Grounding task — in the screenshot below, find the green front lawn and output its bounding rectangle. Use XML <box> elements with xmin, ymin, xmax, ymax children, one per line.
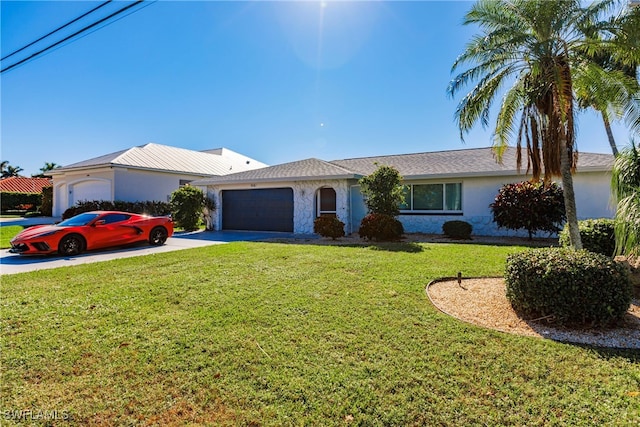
<box><xmin>0</xmin><ymin>225</ymin><xmax>22</xmax><ymax>249</ymax></box>
<box><xmin>1</xmin><ymin>242</ymin><xmax>638</xmax><ymax>425</ymax></box>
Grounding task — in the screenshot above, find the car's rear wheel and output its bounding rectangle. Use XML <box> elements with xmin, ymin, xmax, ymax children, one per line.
<box><xmin>58</xmin><ymin>234</ymin><xmax>85</xmax><ymax>256</ymax></box>
<box><xmin>149</xmin><ymin>226</ymin><xmax>168</xmax><ymax>246</ymax></box>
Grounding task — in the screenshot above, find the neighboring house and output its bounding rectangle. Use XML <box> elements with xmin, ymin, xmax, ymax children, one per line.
<box><xmin>191</xmin><ymin>147</ymin><xmax>615</xmax><ymax>237</ymax></box>
<box><xmin>0</xmin><ymin>176</ymin><xmax>52</xmax><ymax>212</ymax></box>
<box><xmin>0</xmin><ymin>176</ymin><xmax>52</xmax><ymax>194</ymax></box>
<box><xmin>50</xmin><ymin>143</ymin><xmax>267</xmax><ymax>216</ymax></box>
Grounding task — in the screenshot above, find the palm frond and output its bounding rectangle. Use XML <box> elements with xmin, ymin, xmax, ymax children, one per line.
<box><xmin>614</xmin><ymin>192</ymin><xmax>640</xmax><ymax>256</ymax></box>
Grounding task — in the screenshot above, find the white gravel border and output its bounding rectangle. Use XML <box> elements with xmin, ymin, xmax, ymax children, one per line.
<box><xmin>427</xmin><ymin>277</ymin><xmax>640</xmax><ymax>349</ymax></box>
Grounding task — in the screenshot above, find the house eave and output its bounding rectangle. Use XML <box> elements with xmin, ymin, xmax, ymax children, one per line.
<box><xmin>193</xmin><ymin>174</ymin><xmax>361</xmax><ymax>187</ymax></box>
<box><xmin>50</xmin><ymin>163</ymin><xmax>217</xmax><ymax>178</ymax></box>
<box><xmin>401</xmin><ymin>166</ymin><xmax>611</xmax><ymax>181</ymax></box>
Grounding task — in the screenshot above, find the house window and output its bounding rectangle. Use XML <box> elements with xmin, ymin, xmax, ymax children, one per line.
<box><xmin>317</xmin><ymin>187</ymin><xmax>337</xmax><ymax>217</ymax></box>
<box><xmin>400</xmin><ymin>183</ymin><xmax>462</xmax><ymax>212</ymax></box>
<box><xmin>179</xmin><ymin>179</ymin><xmax>192</xmax><ymax>187</ymax></box>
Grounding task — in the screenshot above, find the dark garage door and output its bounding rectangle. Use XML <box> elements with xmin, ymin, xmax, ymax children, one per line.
<box><xmin>222</xmin><ymin>188</ymin><xmax>294</xmax><ymax>232</ymax></box>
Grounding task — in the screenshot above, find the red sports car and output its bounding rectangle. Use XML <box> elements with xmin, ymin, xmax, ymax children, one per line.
<box><xmin>9</xmin><ymin>211</ymin><xmax>174</xmax><ymax>256</ymax></box>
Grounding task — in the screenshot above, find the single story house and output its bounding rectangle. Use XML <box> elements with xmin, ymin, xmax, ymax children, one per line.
<box><xmin>50</xmin><ymin>143</ymin><xmax>267</xmax><ymax>216</ymax></box>
<box><xmin>191</xmin><ymin>147</ymin><xmax>615</xmax><ymax>237</ymax></box>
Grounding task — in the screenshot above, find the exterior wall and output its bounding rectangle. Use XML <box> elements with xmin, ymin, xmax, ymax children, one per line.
<box><xmin>572</xmin><ymin>171</ymin><xmax>615</xmax><ymax>219</ymax></box>
<box><xmin>113</xmin><ymin>169</ymin><xmax>208</xmax><ymax>203</ymax></box>
<box><xmin>202</xmin><ymin>179</ymin><xmax>350</xmax><ymax>234</ymax></box>
<box><xmin>396</xmin><ymin>172</ymin><xmax>614</xmax><ymax>237</ymax></box>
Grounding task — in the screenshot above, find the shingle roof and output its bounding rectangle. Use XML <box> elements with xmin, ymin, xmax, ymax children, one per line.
<box><xmin>192</xmin><ymin>158</ymin><xmax>358</xmax><ymax>185</ymax></box>
<box><xmin>330</xmin><ymin>147</ymin><xmax>614</xmax><ymax>178</ymax></box>
<box><xmin>52</xmin><ymin>143</ymin><xmax>266</xmax><ymax>176</ymax></box>
<box><xmin>0</xmin><ymin>177</ymin><xmax>52</xmax><ymax>193</ymax></box>
<box><xmin>192</xmin><ymin>147</ymin><xmax>613</xmax><ymax>186</ymax></box>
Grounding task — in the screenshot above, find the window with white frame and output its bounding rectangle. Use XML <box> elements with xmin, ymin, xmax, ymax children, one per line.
<box><xmin>399</xmin><ymin>183</ymin><xmax>462</xmax><ymax>212</ymax></box>
<box><xmin>317</xmin><ymin>187</ymin><xmax>337</xmax><ymax>217</ymax></box>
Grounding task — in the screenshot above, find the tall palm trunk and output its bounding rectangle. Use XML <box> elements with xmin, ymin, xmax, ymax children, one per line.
<box><xmin>601</xmin><ymin>112</ymin><xmax>619</xmax><ymax>156</ymax></box>
<box><xmin>560</xmin><ymin>141</ymin><xmax>583</xmax><ymax>249</ymax></box>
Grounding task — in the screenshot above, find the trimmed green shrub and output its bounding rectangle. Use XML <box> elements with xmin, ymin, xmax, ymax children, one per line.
<box><xmin>0</xmin><ymin>192</ymin><xmax>42</xmax><ymax>212</ymax></box>
<box><xmin>39</xmin><ymin>186</ymin><xmax>53</xmax><ymax>216</ymax></box>
<box><xmin>314</xmin><ymin>216</ymin><xmax>345</xmax><ymax>240</ymax></box>
<box><xmin>490</xmin><ymin>181</ymin><xmax>565</xmax><ymax>239</ymax></box>
<box><xmin>358</xmin><ymin>213</ymin><xmax>404</xmax><ymax>241</ymax></box>
<box><xmin>62</xmin><ymin>200</ymin><xmax>171</xmax><ymax>220</ymax></box>
<box><xmin>442</xmin><ymin>220</ymin><xmax>472</xmax><ymax>239</ymax></box>
<box><xmin>505</xmin><ymin>248</ymin><xmax>632</xmax><ymax>326</ymax></box>
<box><xmin>559</xmin><ymin>219</ymin><xmax>615</xmax><ymax>256</ymax></box>
<box><xmin>170</xmin><ymin>185</ymin><xmax>206</xmax><ymax>231</ymax></box>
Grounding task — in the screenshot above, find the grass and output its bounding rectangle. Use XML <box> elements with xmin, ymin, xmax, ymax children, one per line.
<box><xmin>0</xmin><ymin>225</ymin><xmax>22</xmax><ymax>249</ymax></box>
<box><xmin>1</xmin><ymin>242</ymin><xmax>639</xmax><ymax>425</ymax></box>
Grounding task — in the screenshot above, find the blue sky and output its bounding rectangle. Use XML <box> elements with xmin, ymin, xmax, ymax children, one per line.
<box><xmin>1</xmin><ymin>0</ymin><xmax>631</xmax><ymax>176</ymax></box>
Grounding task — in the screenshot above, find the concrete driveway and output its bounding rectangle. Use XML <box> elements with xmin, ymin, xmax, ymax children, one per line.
<box><xmin>1</xmin><ymin>218</ymin><xmax>315</xmax><ymax>275</ymax></box>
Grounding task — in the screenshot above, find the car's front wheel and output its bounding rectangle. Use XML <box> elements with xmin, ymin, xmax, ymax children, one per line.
<box><xmin>149</xmin><ymin>226</ymin><xmax>168</xmax><ymax>246</ymax></box>
<box><xmin>58</xmin><ymin>234</ymin><xmax>85</xmax><ymax>256</ymax></box>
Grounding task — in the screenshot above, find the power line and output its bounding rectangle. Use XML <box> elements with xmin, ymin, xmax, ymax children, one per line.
<box><xmin>1</xmin><ymin>1</ymin><xmax>113</xmax><ymax>62</ymax></box>
<box><xmin>1</xmin><ymin>0</ymin><xmax>145</xmax><ymax>74</ymax></box>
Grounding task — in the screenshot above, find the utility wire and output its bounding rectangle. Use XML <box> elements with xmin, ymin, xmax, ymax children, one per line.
<box><xmin>1</xmin><ymin>0</ymin><xmax>144</xmax><ymax>74</ymax></box>
<box><xmin>1</xmin><ymin>0</ymin><xmax>113</xmax><ymax>62</ymax></box>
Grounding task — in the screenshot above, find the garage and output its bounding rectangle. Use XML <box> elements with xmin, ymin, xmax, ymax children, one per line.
<box><xmin>71</xmin><ymin>179</ymin><xmax>112</xmax><ymax>205</ymax></box>
<box><xmin>222</xmin><ymin>188</ymin><xmax>294</xmax><ymax>232</ymax></box>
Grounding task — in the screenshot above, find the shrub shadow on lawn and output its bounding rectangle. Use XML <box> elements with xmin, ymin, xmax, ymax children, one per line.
<box><xmin>346</xmin><ymin>241</ymin><xmax>424</xmax><ymax>253</ymax></box>
<box><xmin>261</xmin><ymin>233</ymin><xmax>559</xmax><ymax>252</ymax></box>
<box><xmin>583</xmin><ymin>345</ymin><xmax>640</xmax><ymax>363</ymax></box>
<box><xmin>262</xmin><ymin>237</ymin><xmax>425</xmax><ymax>253</ymax></box>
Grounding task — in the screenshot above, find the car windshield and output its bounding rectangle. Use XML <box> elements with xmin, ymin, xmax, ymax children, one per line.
<box><xmin>57</xmin><ymin>213</ymin><xmax>101</xmax><ymax>227</ymax></box>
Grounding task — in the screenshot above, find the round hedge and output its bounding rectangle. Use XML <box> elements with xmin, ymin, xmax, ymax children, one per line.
<box><xmin>358</xmin><ymin>213</ymin><xmax>404</xmax><ymax>241</ymax></box>
<box><xmin>442</xmin><ymin>220</ymin><xmax>472</xmax><ymax>239</ymax></box>
<box><xmin>505</xmin><ymin>248</ymin><xmax>632</xmax><ymax>326</ymax></box>
<box><xmin>313</xmin><ymin>216</ymin><xmax>345</xmax><ymax>240</ymax></box>
<box><xmin>558</xmin><ymin>218</ymin><xmax>615</xmax><ymax>256</ymax></box>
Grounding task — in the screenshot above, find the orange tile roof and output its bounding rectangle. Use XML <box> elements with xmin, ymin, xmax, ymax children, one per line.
<box><xmin>0</xmin><ymin>176</ymin><xmax>52</xmax><ymax>193</ymax></box>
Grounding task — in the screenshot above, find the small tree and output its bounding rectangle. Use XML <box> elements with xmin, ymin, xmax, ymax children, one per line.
<box><xmin>359</xmin><ymin>164</ymin><xmax>404</xmax><ymax>216</ymax></box>
<box><xmin>358</xmin><ymin>165</ymin><xmax>405</xmax><ymax>240</ymax></box>
<box><xmin>490</xmin><ymin>181</ymin><xmax>566</xmax><ymax>240</ymax></box>
<box><xmin>170</xmin><ymin>185</ymin><xmax>206</xmax><ymax>231</ymax></box>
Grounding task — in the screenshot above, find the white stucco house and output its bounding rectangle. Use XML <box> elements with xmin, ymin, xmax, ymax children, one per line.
<box><xmin>50</xmin><ymin>143</ymin><xmax>267</xmax><ymax>217</ymax></box>
<box><xmin>191</xmin><ymin>147</ymin><xmax>615</xmax><ymax>237</ymax></box>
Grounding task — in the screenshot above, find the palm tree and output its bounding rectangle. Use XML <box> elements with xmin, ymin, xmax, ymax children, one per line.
<box><xmin>575</xmin><ymin>54</ymin><xmax>639</xmax><ymax>156</ymax></box>
<box><xmin>1</xmin><ymin>164</ymin><xmax>23</xmax><ymax>178</ymax></box>
<box><xmin>33</xmin><ymin>162</ymin><xmax>60</xmax><ymax>178</ymax></box>
<box><xmin>575</xmin><ymin>5</ymin><xmax>640</xmax><ymax>155</ymax></box>
<box><xmin>447</xmin><ymin>0</ymin><xmax>639</xmax><ymax>249</ymax></box>
<box><xmin>611</xmin><ymin>140</ymin><xmax>640</xmax><ymax>255</ymax></box>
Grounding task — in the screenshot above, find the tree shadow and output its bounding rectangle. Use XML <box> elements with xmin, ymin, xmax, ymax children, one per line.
<box><xmin>575</xmin><ymin>344</ymin><xmax>640</xmax><ymax>363</ymax></box>
<box><xmin>263</xmin><ymin>237</ymin><xmax>425</xmax><ymax>253</ymax></box>
<box><xmin>345</xmin><ymin>241</ymin><xmax>425</xmax><ymax>253</ymax></box>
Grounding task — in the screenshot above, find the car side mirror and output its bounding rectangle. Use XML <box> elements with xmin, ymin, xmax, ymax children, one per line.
<box><xmin>94</xmin><ymin>220</ymin><xmax>106</xmax><ymax>226</ymax></box>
